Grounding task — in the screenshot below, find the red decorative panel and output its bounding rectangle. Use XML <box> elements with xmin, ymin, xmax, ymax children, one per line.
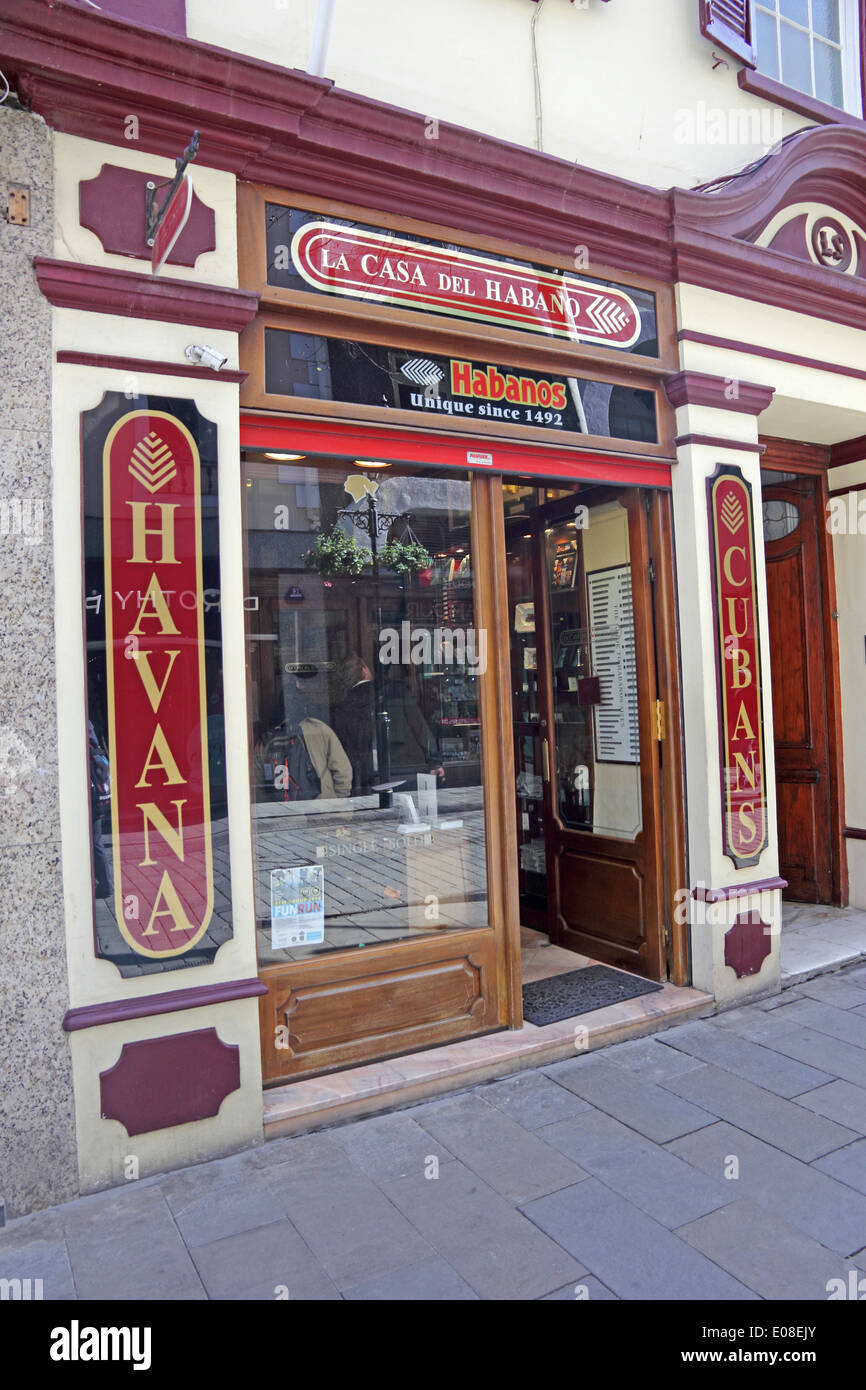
<box><xmin>80</xmin><ymin>164</ymin><xmax>215</xmax><ymax>268</ymax></box>
<box><xmin>724</xmin><ymin>912</ymin><xmax>772</xmax><ymax>979</ymax></box>
<box><xmin>99</xmin><ymin>1028</ymin><xmax>240</xmax><ymax>1136</ymax></box>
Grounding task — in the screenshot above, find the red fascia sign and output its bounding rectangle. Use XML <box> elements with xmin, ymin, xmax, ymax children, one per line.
<box><xmin>151</xmin><ymin>172</ymin><xmax>193</xmax><ymax>275</ymax></box>
<box><xmin>708</xmin><ymin>464</ymin><xmax>768</xmax><ymax>869</ymax></box>
<box><xmin>291</xmin><ymin>221</ymin><xmax>641</xmax><ymax>349</ymax></box>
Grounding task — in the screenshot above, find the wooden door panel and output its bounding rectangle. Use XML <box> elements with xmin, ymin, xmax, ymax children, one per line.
<box><xmin>259</xmin><ymin>928</ymin><xmax>499</xmax><ymax>1082</ymax></box>
<box><xmin>763</xmin><ymin>476</ymin><xmax>832</xmax><ymax>903</ymax></box>
<box><xmin>554</xmin><ymin>848</ymin><xmax>646</xmax><ymax>964</ymax></box>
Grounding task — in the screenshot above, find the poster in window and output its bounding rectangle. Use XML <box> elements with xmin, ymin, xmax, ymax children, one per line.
<box><xmin>587</xmin><ymin>564</ymin><xmax>640</xmax><ymax>764</ymax></box>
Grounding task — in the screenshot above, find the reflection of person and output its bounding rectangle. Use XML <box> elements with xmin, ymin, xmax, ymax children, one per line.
<box><xmin>255</xmin><ymin>673</ymin><xmax>352</xmax><ymax>800</ymax></box>
<box><xmin>382</xmin><ymin>666</ymin><xmax>445</xmax><ymax>785</ymax></box>
<box><xmin>333</xmin><ymin>654</ymin><xmax>376</xmax><ymax>794</ymax></box>
<box><xmin>88</xmin><ymin>720</ymin><xmax>112</xmax><ymax>899</ymax></box>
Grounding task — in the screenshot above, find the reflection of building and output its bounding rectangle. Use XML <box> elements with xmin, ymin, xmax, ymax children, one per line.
<box><xmin>3</xmin><ymin>0</ymin><xmax>866</xmax><ymax>1218</ymax></box>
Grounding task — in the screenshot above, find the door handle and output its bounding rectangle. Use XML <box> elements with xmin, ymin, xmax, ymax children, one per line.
<box><xmin>542</xmin><ymin>738</ymin><xmax>550</xmax><ymax>784</ymax></box>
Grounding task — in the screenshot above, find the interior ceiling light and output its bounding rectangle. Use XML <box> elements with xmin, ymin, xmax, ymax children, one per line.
<box><xmin>264</xmin><ymin>452</ymin><xmax>306</xmax><ymax>461</ymax></box>
<box><xmin>353</xmin><ymin>459</ymin><xmax>391</xmax><ymax>469</ymax></box>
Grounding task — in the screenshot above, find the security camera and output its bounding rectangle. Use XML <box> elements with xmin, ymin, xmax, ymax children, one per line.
<box><xmin>185</xmin><ymin>343</ymin><xmax>228</xmax><ymax>371</ymax></box>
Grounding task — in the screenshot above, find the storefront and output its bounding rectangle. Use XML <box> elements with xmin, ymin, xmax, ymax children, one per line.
<box><xmin>5</xmin><ymin>0</ymin><xmax>866</xmax><ymax>1215</ymax></box>
<box><xmin>227</xmin><ymin>187</ymin><xmax>690</xmax><ymax>1081</ymax></box>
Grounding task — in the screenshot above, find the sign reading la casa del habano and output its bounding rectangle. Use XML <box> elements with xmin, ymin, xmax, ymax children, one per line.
<box><xmin>266</xmin><ymin>208</ymin><xmax>658</xmax><ymax>353</ymax></box>
<box><xmin>708</xmin><ymin>465</ymin><xmax>769</xmax><ymax>870</ymax></box>
<box><xmin>83</xmin><ymin>395</ymin><xmax>230</xmax><ymax>969</ymax></box>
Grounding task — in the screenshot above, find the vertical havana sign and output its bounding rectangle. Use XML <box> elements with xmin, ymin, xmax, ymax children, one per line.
<box><xmin>84</xmin><ymin>395</ymin><xmax>229</xmax><ymax>966</ymax></box>
<box><xmin>708</xmin><ymin>465</ymin><xmax>769</xmax><ymax>869</ymax></box>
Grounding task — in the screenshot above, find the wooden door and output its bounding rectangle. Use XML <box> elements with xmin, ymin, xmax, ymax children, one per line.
<box><xmin>763</xmin><ymin>475</ymin><xmax>833</xmax><ymax>903</ymax></box>
<box><xmin>533</xmin><ymin>489</ymin><xmax>666</xmax><ymax>980</ymax></box>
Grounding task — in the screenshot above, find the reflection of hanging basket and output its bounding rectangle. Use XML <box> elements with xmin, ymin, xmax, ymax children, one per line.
<box><xmin>303</xmin><ymin>526</ymin><xmax>372</xmax><ymax>576</ymax></box>
<box><xmin>377</xmin><ymin>538</ymin><xmax>433</xmax><ymax>574</ymax></box>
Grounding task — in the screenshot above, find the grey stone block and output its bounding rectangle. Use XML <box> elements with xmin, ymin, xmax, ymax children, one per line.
<box><xmin>812</xmin><ymin>1139</ymin><xmax>866</xmax><ymax>1195</ymax></box>
<box><xmin>779</xmin><ymin>999</ymin><xmax>866</xmax><ymax>1051</ymax></box>
<box><xmin>0</xmin><ymin>1233</ymin><xmax>76</xmax><ymax>1300</ymax></box>
<box><xmin>62</xmin><ymin>1187</ymin><xmax>206</xmax><ymax>1301</ymax></box>
<box><xmin>656</xmin><ymin>1019</ymin><xmax>832</xmax><ymax>1097</ymax></box>
<box><xmin>481</xmin><ymin>1071</ymin><xmax>593</xmax><ymax>1129</ymax></box>
<box><xmin>668</xmin><ymin>1121</ymin><xmax>866</xmax><ymax>1255</ymax></box>
<box><xmin>661</xmin><ymin>1063</ymin><xmax>858</xmax><ymax>1160</ymax></box>
<box><xmin>797</xmin><ymin>976</ymin><xmax>866</xmax><ymax>1010</ymax></box>
<box><xmin>190</xmin><ymin>1219</ymin><xmax>341</xmax><ymax>1301</ymax></box>
<box><xmin>677</xmin><ymin>1198</ymin><xmax>863</xmax><ymax>1301</ymax></box>
<box><xmin>413</xmin><ymin>1092</ymin><xmax>588</xmax><ymax>1203</ymax></box>
<box><xmin>522</xmin><ymin>1178</ymin><xmax>757</xmax><ymax>1301</ymax></box>
<box><xmin>384</xmin><ymin>1160</ymin><xmax>586</xmax><ymax>1300</ymax></box>
<box><xmin>332</xmin><ymin>1110</ymin><xmax>453</xmax><ymax>1182</ymax></box>
<box><xmin>539</xmin><ymin>1108</ymin><xmax>734</xmax><ymax>1228</ymax></box>
<box><xmin>262</xmin><ymin>1141</ymin><xmax>433</xmax><ymax>1291</ymax></box>
<box><xmin>543</xmin><ymin>1054</ymin><xmax>715</xmax><ymax>1143</ymax></box>
<box><xmin>723</xmin><ymin>1019</ymin><xmax>866</xmax><ymax>1089</ymax></box>
<box><xmin>796</xmin><ymin>1080</ymin><xmax>866</xmax><ymax>1136</ymax></box>
<box><xmin>542</xmin><ymin>1275</ymin><xmax>618</xmax><ymax>1300</ymax></box>
<box><xmin>604</xmin><ymin>1034</ymin><xmax>706</xmax><ymax>1084</ymax></box>
<box><xmin>344</xmin><ymin>1256</ymin><xmax>478</xmax><ymax>1301</ymax></box>
<box><xmin>161</xmin><ymin>1171</ymin><xmax>286</xmax><ymax>1249</ymax></box>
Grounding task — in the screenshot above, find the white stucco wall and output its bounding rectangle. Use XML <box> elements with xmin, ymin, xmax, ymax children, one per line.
<box><xmin>186</xmin><ymin>0</ymin><xmax>807</xmax><ymax>189</ymax></box>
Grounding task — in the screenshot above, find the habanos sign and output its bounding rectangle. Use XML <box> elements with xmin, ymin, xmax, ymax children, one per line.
<box><xmin>103</xmin><ymin>410</ymin><xmax>214</xmax><ymax>956</ymax></box>
<box><xmin>290</xmin><ymin>221</ymin><xmax>642</xmax><ymax>349</ymax></box>
<box><xmin>708</xmin><ymin>465</ymin><xmax>768</xmax><ymax>869</ymax></box>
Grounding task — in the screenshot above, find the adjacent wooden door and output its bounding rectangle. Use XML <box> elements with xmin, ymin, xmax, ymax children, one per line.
<box><xmin>532</xmin><ymin>489</ymin><xmax>666</xmax><ymax>979</ymax></box>
<box><xmin>763</xmin><ymin>475</ymin><xmax>833</xmax><ymax>903</ymax></box>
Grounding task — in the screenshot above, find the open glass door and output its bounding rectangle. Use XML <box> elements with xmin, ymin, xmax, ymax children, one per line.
<box><xmin>531</xmin><ymin>488</ymin><xmax>666</xmax><ymax>979</ymax></box>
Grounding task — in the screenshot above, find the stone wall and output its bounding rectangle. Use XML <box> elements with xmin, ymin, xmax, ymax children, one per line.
<box><xmin>0</xmin><ymin>102</ymin><xmax>78</xmax><ymax>1217</ymax></box>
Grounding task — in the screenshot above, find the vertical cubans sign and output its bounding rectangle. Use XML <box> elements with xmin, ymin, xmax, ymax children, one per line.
<box><xmin>85</xmin><ymin>395</ymin><xmax>228</xmax><ymax>964</ymax></box>
<box><xmin>708</xmin><ymin>465</ymin><xmax>768</xmax><ymax>869</ymax></box>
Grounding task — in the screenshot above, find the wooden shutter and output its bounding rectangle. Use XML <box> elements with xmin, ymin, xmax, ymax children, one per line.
<box><xmin>699</xmin><ymin>1</ymin><xmax>757</xmax><ymax>66</ymax></box>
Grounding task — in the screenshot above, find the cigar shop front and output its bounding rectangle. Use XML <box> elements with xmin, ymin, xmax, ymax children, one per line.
<box><xmin>233</xmin><ymin>187</ymin><xmax>690</xmax><ymax>1086</ymax></box>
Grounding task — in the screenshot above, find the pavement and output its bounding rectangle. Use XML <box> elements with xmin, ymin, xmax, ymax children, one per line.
<box><xmin>4</xmin><ymin>961</ymin><xmax>866</xmax><ymax>1301</ymax></box>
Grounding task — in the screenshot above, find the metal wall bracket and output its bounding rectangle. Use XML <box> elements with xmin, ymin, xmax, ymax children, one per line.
<box><xmin>144</xmin><ymin>130</ymin><xmax>199</xmax><ymax>248</ymax></box>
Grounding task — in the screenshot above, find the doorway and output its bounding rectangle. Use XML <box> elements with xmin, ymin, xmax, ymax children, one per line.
<box><xmin>504</xmin><ymin>481</ymin><xmax>669</xmax><ymax>981</ymax></box>
<box><xmin>761</xmin><ymin>467</ymin><xmax>839</xmax><ymax>903</ymax></box>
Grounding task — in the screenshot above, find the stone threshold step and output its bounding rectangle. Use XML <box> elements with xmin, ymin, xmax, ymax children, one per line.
<box><xmin>263</xmin><ymin>981</ymin><xmax>713</xmax><ymax>1140</ymax></box>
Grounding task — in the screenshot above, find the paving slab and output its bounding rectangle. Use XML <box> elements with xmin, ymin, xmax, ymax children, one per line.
<box><xmin>795</xmin><ymin>1080</ymin><xmax>866</xmax><ymax>1135</ymax></box>
<box><xmin>343</xmin><ymin>1256</ymin><xmax>478</xmax><ymax>1301</ymax></box>
<box><xmin>721</xmin><ymin>1019</ymin><xmax>866</xmax><ymax>1089</ymax></box>
<box><xmin>0</xmin><ymin>1233</ymin><xmax>76</xmax><ymax>1300</ymax></box>
<box><xmin>262</xmin><ymin>1140</ymin><xmax>434</xmax><ymax>1291</ymax></box>
<box><xmin>661</xmin><ymin>1062</ymin><xmax>859</xmax><ymax>1160</ymax></box>
<box><xmin>331</xmin><ymin>1110</ymin><xmax>453</xmax><ymax>1182</ymax></box>
<box><xmin>410</xmin><ymin>1092</ymin><xmax>588</xmax><ymax>1203</ymax></box>
<box><xmin>543</xmin><ymin>1275</ymin><xmax>618</xmax><ymax>1300</ymax></box>
<box><xmin>542</xmin><ymin>1053</ymin><xmax>715</xmax><ymax>1143</ymax></box>
<box><xmin>538</xmin><ymin>1108</ymin><xmax>734</xmax><ymax>1228</ymax></box>
<box><xmin>189</xmin><ymin>1219</ymin><xmax>341</xmax><ymax>1300</ymax></box>
<box><xmin>62</xmin><ymin>1186</ymin><xmax>206</xmax><ymax>1301</ymax></box>
<box><xmin>480</xmin><ymin>1070</ymin><xmax>593</xmax><ymax>1129</ymax></box>
<box><xmin>796</xmin><ymin>976</ymin><xmax>866</xmax><ymax>1010</ymax></box>
<box><xmin>603</xmin><ymin>1034</ymin><xmax>706</xmax><ymax>1084</ymax></box>
<box><xmin>778</xmin><ymin>999</ymin><xmax>866</xmax><ymax>1050</ymax></box>
<box><xmin>522</xmin><ymin>1178</ymin><xmax>757</xmax><ymax>1301</ymax></box>
<box><xmin>676</xmin><ymin>1199</ymin><xmax>862</xmax><ymax>1301</ymax></box>
<box><xmin>656</xmin><ymin>1020</ymin><xmax>832</xmax><ymax>1097</ymax></box>
<box><xmin>812</xmin><ymin>1138</ymin><xmax>866</xmax><ymax>1196</ymax></box>
<box><xmin>384</xmin><ymin>1159</ymin><xmax>586</xmax><ymax>1300</ymax></box>
<box><xmin>667</xmin><ymin>1121</ymin><xmax>866</xmax><ymax>1256</ymax></box>
<box><xmin>159</xmin><ymin>1170</ymin><xmax>286</xmax><ymax>1249</ymax></box>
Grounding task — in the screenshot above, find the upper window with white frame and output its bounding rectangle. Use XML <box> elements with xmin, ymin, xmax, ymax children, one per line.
<box><xmin>754</xmin><ymin>0</ymin><xmax>863</xmax><ymax>115</ymax></box>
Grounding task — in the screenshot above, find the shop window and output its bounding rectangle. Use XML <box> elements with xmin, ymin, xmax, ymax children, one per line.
<box><xmin>754</xmin><ymin>0</ymin><xmax>862</xmax><ymax>113</ymax></box>
<box><xmin>244</xmin><ymin>453</ymin><xmax>489</xmax><ymax>964</ymax></box>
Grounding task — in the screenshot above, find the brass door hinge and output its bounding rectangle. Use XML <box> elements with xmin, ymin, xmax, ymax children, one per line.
<box><xmin>654</xmin><ymin>699</ymin><xmax>665</xmax><ymax>741</ymax></box>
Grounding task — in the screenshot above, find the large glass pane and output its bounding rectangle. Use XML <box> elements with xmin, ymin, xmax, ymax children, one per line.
<box><xmin>811</xmin><ymin>0</ymin><xmax>841</xmax><ymax>42</ymax></box>
<box><xmin>245</xmin><ymin>453</ymin><xmax>489</xmax><ymax>964</ymax></box>
<box><xmin>544</xmin><ymin>499</ymin><xmax>641</xmax><ymax>840</ymax></box>
<box><xmin>780</xmin><ymin>19</ymin><xmax>813</xmax><ymax>94</ymax></box>
<box><xmin>813</xmin><ymin>38</ymin><xmax>844</xmax><ymax>105</ymax></box>
<box><xmin>756</xmin><ymin>9</ymin><xmax>781</xmax><ymax>79</ymax></box>
<box><xmin>780</xmin><ymin>0</ymin><xmax>809</xmax><ymax>24</ymax></box>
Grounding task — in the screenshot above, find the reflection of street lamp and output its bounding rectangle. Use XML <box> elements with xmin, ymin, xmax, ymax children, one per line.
<box><xmin>337</xmin><ymin>491</ymin><xmax>404</xmax><ymax>810</ymax></box>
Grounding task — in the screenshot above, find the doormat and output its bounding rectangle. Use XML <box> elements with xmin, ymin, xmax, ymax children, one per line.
<box><xmin>522</xmin><ymin>965</ymin><xmax>663</xmax><ymax>1025</ymax></box>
